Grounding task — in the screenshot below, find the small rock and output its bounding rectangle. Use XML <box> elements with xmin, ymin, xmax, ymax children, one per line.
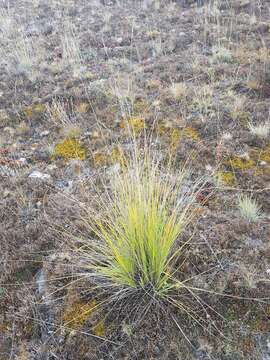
<box><xmin>29</xmin><ymin>171</ymin><xmax>51</xmax><ymax>180</ymax></box>
<box><xmin>40</xmin><ymin>130</ymin><xmax>50</xmax><ymax>137</ymax></box>
<box><xmin>116</xmin><ymin>37</ymin><xmax>123</xmax><ymax>44</ymax></box>
<box><xmin>47</xmin><ymin>164</ymin><xmax>57</xmax><ymax>171</ymax></box>
<box><xmin>222</xmin><ymin>132</ymin><xmax>232</xmax><ymax>140</ymax></box>
<box><xmin>18</xmin><ymin>157</ymin><xmax>27</xmax><ymax>165</ymax></box>
<box><xmin>107</xmin><ymin>163</ymin><xmax>121</xmax><ymax>175</ymax></box>
<box><xmin>205</xmin><ymin>164</ymin><xmax>213</xmax><ymax>171</ymax></box>
<box><xmin>239</xmin><ymin>152</ymin><xmax>250</xmax><ymax>160</ymax></box>
<box><xmin>55</xmin><ymin>179</ymin><xmax>73</xmax><ymax>190</ymax></box>
<box><xmin>3</xmin><ymin>190</ymin><xmax>10</xmax><ymax>198</ymax></box>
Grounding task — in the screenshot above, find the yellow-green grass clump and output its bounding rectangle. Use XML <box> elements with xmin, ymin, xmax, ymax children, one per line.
<box><xmin>73</xmin><ymin>147</ymin><xmax>200</xmax><ymax>299</ymax></box>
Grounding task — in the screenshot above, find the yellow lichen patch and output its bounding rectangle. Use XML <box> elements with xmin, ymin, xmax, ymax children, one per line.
<box><xmin>259</xmin><ymin>145</ymin><xmax>270</xmax><ymax>163</ymax></box>
<box><xmin>53</xmin><ymin>138</ymin><xmax>86</xmax><ymax>160</ymax></box>
<box><xmin>225</xmin><ymin>157</ymin><xmax>255</xmax><ymax>170</ymax></box>
<box><xmin>133</xmin><ymin>98</ymin><xmax>151</xmax><ymax>117</ymax></box>
<box><xmin>93</xmin><ymin>146</ymin><xmax>127</xmax><ymax>168</ymax></box>
<box><xmin>250</xmin><ymin>145</ymin><xmax>270</xmax><ymax>176</ymax></box>
<box><xmin>216</xmin><ymin>171</ymin><xmax>235</xmax><ymax>185</ymax></box>
<box><xmin>24</xmin><ymin>103</ymin><xmax>46</xmax><ymax>119</ymax></box>
<box><xmin>156</xmin><ymin>122</ymin><xmax>181</xmax><ymax>150</ymax></box>
<box><xmin>75</xmin><ymin>102</ymin><xmax>89</xmax><ymax>114</ymax></box>
<box><xmin>112</xmin><ymin>145</ymin><xmax>123</xmax><ymax>162</ymax></box>
<box><xmin>169</xmin><ymin>128</ymin><xmax>181</xmax><ymax>150</ymax></box>
<box><xmin>254</xmin><ymin>167</ymin><xmax>270</xmax><ymax>177</ymax></box>
<box><xmin>246</xmin><ymin>81</ymin><xmax>261</xmax><ymax>91</ymax></box>
<box><xmin>120</xmin><ymin>117</ymin><xmax>146</xmax><ymax>134</ymax></box>
<box><xmin>0</xmin><ymin>321</ymin><xmax>9</xmax><ymax>333</ymax></box>
<box><xmin>156</xmin><ymin>124</ymin><xmax>199</xmax><ymax>150</ymax></box>
<box><xmin>231</xmin><ymin>111</ymin><xmax>251</xmax><ymax>123</ymax></box>
<box><xmin>182</xmin><ymin>127</ymin><xmax>200</xmax><ymax>141</ymax></box>
<box><xmin>63</xmin><ymin>299</ymin><xmax>97</xmax><ymax>330</ymax></box>
<box><xmin>250</xmin><ymin>145</ymin><xmax>270</xmax><ymax>163</ymax></box>
<box><xmin>156</xmin><ymin>122</ymin><xmax>171</xmax><ymax>136</ymax></box>
<box><xmin>111</xmin><ymin>145</ymin><xmax>127</xmax><ymax>167</ymax></box>
<box><xmin>93</xmin><ymin>320</ymin><xmax>105</xmax><ymax>337</ymax></box>
<box><xmin>93</xmin><ymin>151</ymin><xmax>108</xmax><ymax>167</ymax></box>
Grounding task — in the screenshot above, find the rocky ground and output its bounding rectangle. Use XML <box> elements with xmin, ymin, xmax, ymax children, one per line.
<box><xmin>0</xmin><ymin>0</ymin><xmax>270</xmax><ymax>359</ymax></box>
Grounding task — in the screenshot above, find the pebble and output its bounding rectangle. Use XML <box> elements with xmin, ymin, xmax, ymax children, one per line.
<box><xmin>29</xmin><ymin>170</ymin><xmax>51</xmax><ymax>180</ymax></box>
<box><xmin>18</xmin><ymin>157</ymin><xmax>27</xmax><ymax>165</ymax></box>
<box><xmin>40</xmin><ymin>130</ymin><xmax>50</xmax><ymax>137</ymax></box>
<box><xmin>47</xmin><ymin>164</ymin><xmax>58</xmax><ymax>171</ymax></box>
<box><xmin>55</xmin><ymin>179</ymin><xmax>73</xmax><ymax>191</ymax></box>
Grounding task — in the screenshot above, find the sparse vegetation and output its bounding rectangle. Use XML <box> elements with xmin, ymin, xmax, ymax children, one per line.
<box><xmin>1</xmin><ymin>0</ymin><xmax>270</xmax><ymax>358</ymax></box>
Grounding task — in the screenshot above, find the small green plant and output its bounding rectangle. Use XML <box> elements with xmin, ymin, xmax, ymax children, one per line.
<box><xmin>238</xmin><ymin>194</ymin><xmax>261</xmax><ymax>222</ymax></box>
<box><xmin>73</xmin><ymin>146</ymin><xmax>200</xmax><ymax>299</ymax></box>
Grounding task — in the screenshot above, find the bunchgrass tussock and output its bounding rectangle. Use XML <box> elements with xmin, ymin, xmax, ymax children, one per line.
<box><xmin>238</xmin><ymin>194</ymin><xmax>261</xmax><ymax>222</ymax></box>
<box><xmin>73</xmin><ymin>146</ymin><xmax>200</xmax><ymax>300</ymax></box>
<box><xmin>248</xmin><ymin>122</ymin><xmax>270</xmax><ymax>138</ymax></box>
